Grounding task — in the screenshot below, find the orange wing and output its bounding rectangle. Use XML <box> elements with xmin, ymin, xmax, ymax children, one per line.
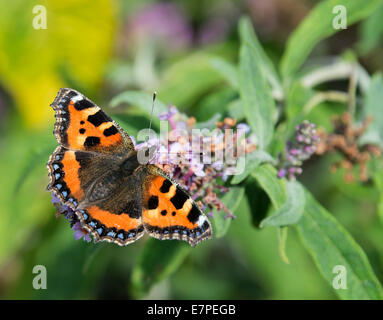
<box><xmin>142</xmin><ymin>166</ymin><xmax>212</xmax><ymax>247</ymax></box>
<box><xmin>48</xmin><ymin>89</ymin><xmax>144</xmax><ymax>246</ymax></box>
<box><xmin>76</xmin><ymin>206</ymin><xmax>145</xmax><ymax>246</ymax></box>
<box><xmin>47</xmin><ymin>146</ymin><xmax>84</xmax><ymax>209</ymax></box>
<box><xmin>51</xmin><ymin>88</ymin><xmax>133</xmax><ymax>153</ymax></box>
<box><xmin>47</xmin><ymin>146</ymin><xmax>145</xmax><ymax>246</ymax></box>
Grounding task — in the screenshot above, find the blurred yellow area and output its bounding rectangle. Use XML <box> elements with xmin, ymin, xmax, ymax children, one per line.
<box><xmin>0</xmin><ymin>0</ymin><xmax>117</xmax><ymax>128</ymax></box>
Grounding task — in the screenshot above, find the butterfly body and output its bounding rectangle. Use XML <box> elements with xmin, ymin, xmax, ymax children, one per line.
<box><xmin>47</xmin><ymin>88</ymin><xmax>212</xmax><ymax>247</ymax></box>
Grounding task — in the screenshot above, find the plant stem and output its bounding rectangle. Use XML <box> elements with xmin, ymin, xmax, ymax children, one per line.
<box><xmin>303</xmin><ymin>91</ymin><xmax>349</xmax><ymax>115</ymax></box>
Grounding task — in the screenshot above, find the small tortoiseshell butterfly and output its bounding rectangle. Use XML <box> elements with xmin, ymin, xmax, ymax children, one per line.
<box><xmin>47</xmin><ymin>88</ymin><xmax>212</xmax><ymax>247</ymax></box>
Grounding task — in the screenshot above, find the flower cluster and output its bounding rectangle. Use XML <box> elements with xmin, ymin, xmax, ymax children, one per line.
<box><xmin>136</xmin><ymin>106</ymin><xmax>256</xmax><ymax>219</ymax></box>
<box><xmin>277</xmin><ymin>121</ymin><xmax>320</xmax><ymax>180</ymax></box>
<box><xmin>315</xmin><ymin>113</ymin><xmax>381</xmax><ymax>182</ymax></box>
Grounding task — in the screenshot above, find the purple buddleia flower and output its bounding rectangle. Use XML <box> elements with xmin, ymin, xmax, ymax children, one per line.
<box><xmin>51</xmin><ymin>193</ymin><xmax>60</xmax><ymax>204</ymax></box>
<box><xmin>72</xmin><ymin>222</ymin><xmax>92</xmax><ymax>243</ymax></box>
<box><xmin>51</xmin><ymin>192</ymin><xmax>90</xmax><ymax>242</ymax></box>
<box><xmin>278</xmin><ymin>121</ymin><xmax>320</xmax><ymax>180</ymax></box>
<box><xmin>128</xmin><ymin>3</ymin><xmax>192</xmax><ymax>51</ymax></box>
<box><xmin>159</xmin><ymin>105</ymin><xmax>178</xmax><ymax>121</ymax></box>
<box><xmin>140</xmin><ymin>106</ymin><xmax>257</xmax><ymax>219</ymax></box>
<box><xmin>277</xmin><ymin>168</ymin><xmax>287</xmax><ymax>179</ymax></box>
<box><xmin>51</xmin><ymin>193</ymin><xmax>74</xmax><ymax>217</ymax></box>
<box><xmin>237</xmin><ymin>123</ymin><xmax>250</xmax><ymax>134</ymax></box>
<box><xmin>190</xmin><ymin>160</ymin><xmax>205</xmax><ymax>177</ymax></box>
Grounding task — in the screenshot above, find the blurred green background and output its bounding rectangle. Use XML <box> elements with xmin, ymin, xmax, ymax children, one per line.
<box><xmin>0</xmin><ymin>0</ymin><xmax>382</xmax><ymax>299</ymax></box>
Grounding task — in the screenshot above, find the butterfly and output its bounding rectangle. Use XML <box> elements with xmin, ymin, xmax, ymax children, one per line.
<box><xmin>47</xmin><ymin>88</ymin><xmax>212</xmax><ymax>247</ymax></box>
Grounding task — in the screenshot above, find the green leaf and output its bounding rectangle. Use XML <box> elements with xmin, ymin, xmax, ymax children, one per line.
<box><xmin>239</xmin><ymin>18</ymin><xmax>276</xmax><ymax>149</ymax></box>
<box><xmin>229</xmin><ymin>196</ymin><xmax>334</xmax><ymax>299</ymax></box>
<box><xmin>109</xmin><ymin>91</ymin><xmax>168</xmax><ymax>133</ymax></box>
<box><xmin>212</xmin><ymin>186</ymin><xmax>245</xmax><ymax>238</ymax></box>
<box><xmin>110</xmin><ymin>90</ymin><xmax>168</xmax><ymax>116</ymax></box>
<box><xmin>110</xmin><ymin>114</ymin><xmax>143</xmax><ymax>137</ymax></box>
<box><xmin>280</xmin><ymin>0</ymin><xmax>383</xmax><ymax>79</ymax></box>
<box><xmin>285</xmin><ymin>81</ymin><xmax>345</xmax><ymax>137</ymax></box>
<box><xmin>227</xmin><ymin>99</ymin><xmax>245</xmax><ymax>121</ymax></box>
<box><xmin>357</xmin><ymin>4</ymin><xmax>383</xmax><ymax>54</ymax></box>
<box><xmin>375</xmin><ymin>179</ymin><xmax>383</xmax><ymax>225</ymax></box>
<box><xmin>253</xmin><ymin>165</ymin><xmax>383</xmax><ymax>299</ymax></box>
<box><xmin>252</xmin><ymin>164</ymin><xmax>286</xmax><ymax>209</ymax></box>
<box><xmin>371</xmin><ymin>159</ymin><xmax>383</xmax><ymax>225</ymax></box>
<box><xmin>130</xmin><ymin>239</ymin><xmax>190</xmax><ymax>298</ymax></box>
<box><xmin>360</xmin><ymin>73</ymin><xmax>383</xmax><ymax>148</ymax></box>
<box><xmin>244</xmin><ymin>176</ymin><xmax>270</xmax><ymax>228</ymax></box>
<box><xmin>210</xmin><ymin>57</ymin><xmax>239</xmax><ymax>89</ymax></box>
<box><xmin>194</xmin><ymin>88</ymin><xmax>237</xmax><ymax>121</ymax></box>
<box><xmin>297</xmin><ymin>191</ymin><xmax>383</xmax><ymax>300</ymax></box>
<box><xmin>260</xmin><ymin>180</ymin><xmax>305</xmax><ymax>227</ymax></box>
<box><xmin>251</xmin><ymin>165</ymin><xmax>305</xmax><ymax>227</ymax></box>
<box><xmin>238</xmin><ymin>17</ymin><xmax>282</xmax><ymax>97</ymax></box>
<box><xmin>231</xmin><ymin>150</ymin><xmax>276</xmax><ymax>185</ymax></box>
<box><xmin>14</xmin><ymin>142</ymin><xmax>55</xmax><ymax>195</ymax></box>
<box><xmin>159</xmin><ymin>52</ymin><xmax>222</xmax><ymax>108</ymax></box>
<box><xmin>285</xmin><ymin>81</ymin><xmax>315</xmax><ymax>125</ymax></box>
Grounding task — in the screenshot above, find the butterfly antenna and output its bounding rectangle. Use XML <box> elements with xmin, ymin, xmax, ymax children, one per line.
<box><xmin>147</xmin><ymin>92</ymin><xmax>157</xmax><ymax>143</ymax></box>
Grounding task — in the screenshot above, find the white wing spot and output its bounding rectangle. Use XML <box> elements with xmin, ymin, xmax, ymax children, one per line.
<box><xmin>197</xmin><ymin>215</ymin><xmax>207</xmax><ymax>227</ymax></box>
<box><xmin>71</xmin><ymin>95</ymin><xmax>83</xmax><ymax>103</ymax></box>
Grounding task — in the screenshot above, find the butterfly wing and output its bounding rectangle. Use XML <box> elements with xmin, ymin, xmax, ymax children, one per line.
<box><xmin>48</xmin><ymin>88</ymin><xmax>144</xmax><ymax>245</ymax></box>
<box><xmin>48</xmin><ymin>88</ymin><xmax>133</xmax><ymax>208</ymax></box>
<box><xmin>47</xmin><ymin>146</ymin><xmax>85</xmax><ymax>208</ymax></box>
<box><xmin>77</xmin><ymin>205</ymin><xmax>144</xmax><ymax>246</ymax></box>
<box><xmin>141</xmin><ymin>165</ymin><xmax>212</xmax><ymax>247</ymax></box>
<box><xmin>48</xmin><ymin>146</ymin><xmax>145</xmax><ymax>246</ymax></box>
<box><xmin>51</xmin><ymin>88</ymin><xmax>134</xmax><ymax>152</ymax></box>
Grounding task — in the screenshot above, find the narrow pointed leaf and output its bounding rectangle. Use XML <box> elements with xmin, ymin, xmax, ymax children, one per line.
<box><xmin>280</xmin><ymin>0</ymin><xmax>382</xmax><ymax>79</ymax></box>
<box><xmin>239</xmin><ymin>18</ymin><xmax>276</xmax><ymax>149</ymax></box>
<box><xmin>260</xmin><ymin>180</ymin><xmax>305</xmax><ymax>227</ymax></box>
